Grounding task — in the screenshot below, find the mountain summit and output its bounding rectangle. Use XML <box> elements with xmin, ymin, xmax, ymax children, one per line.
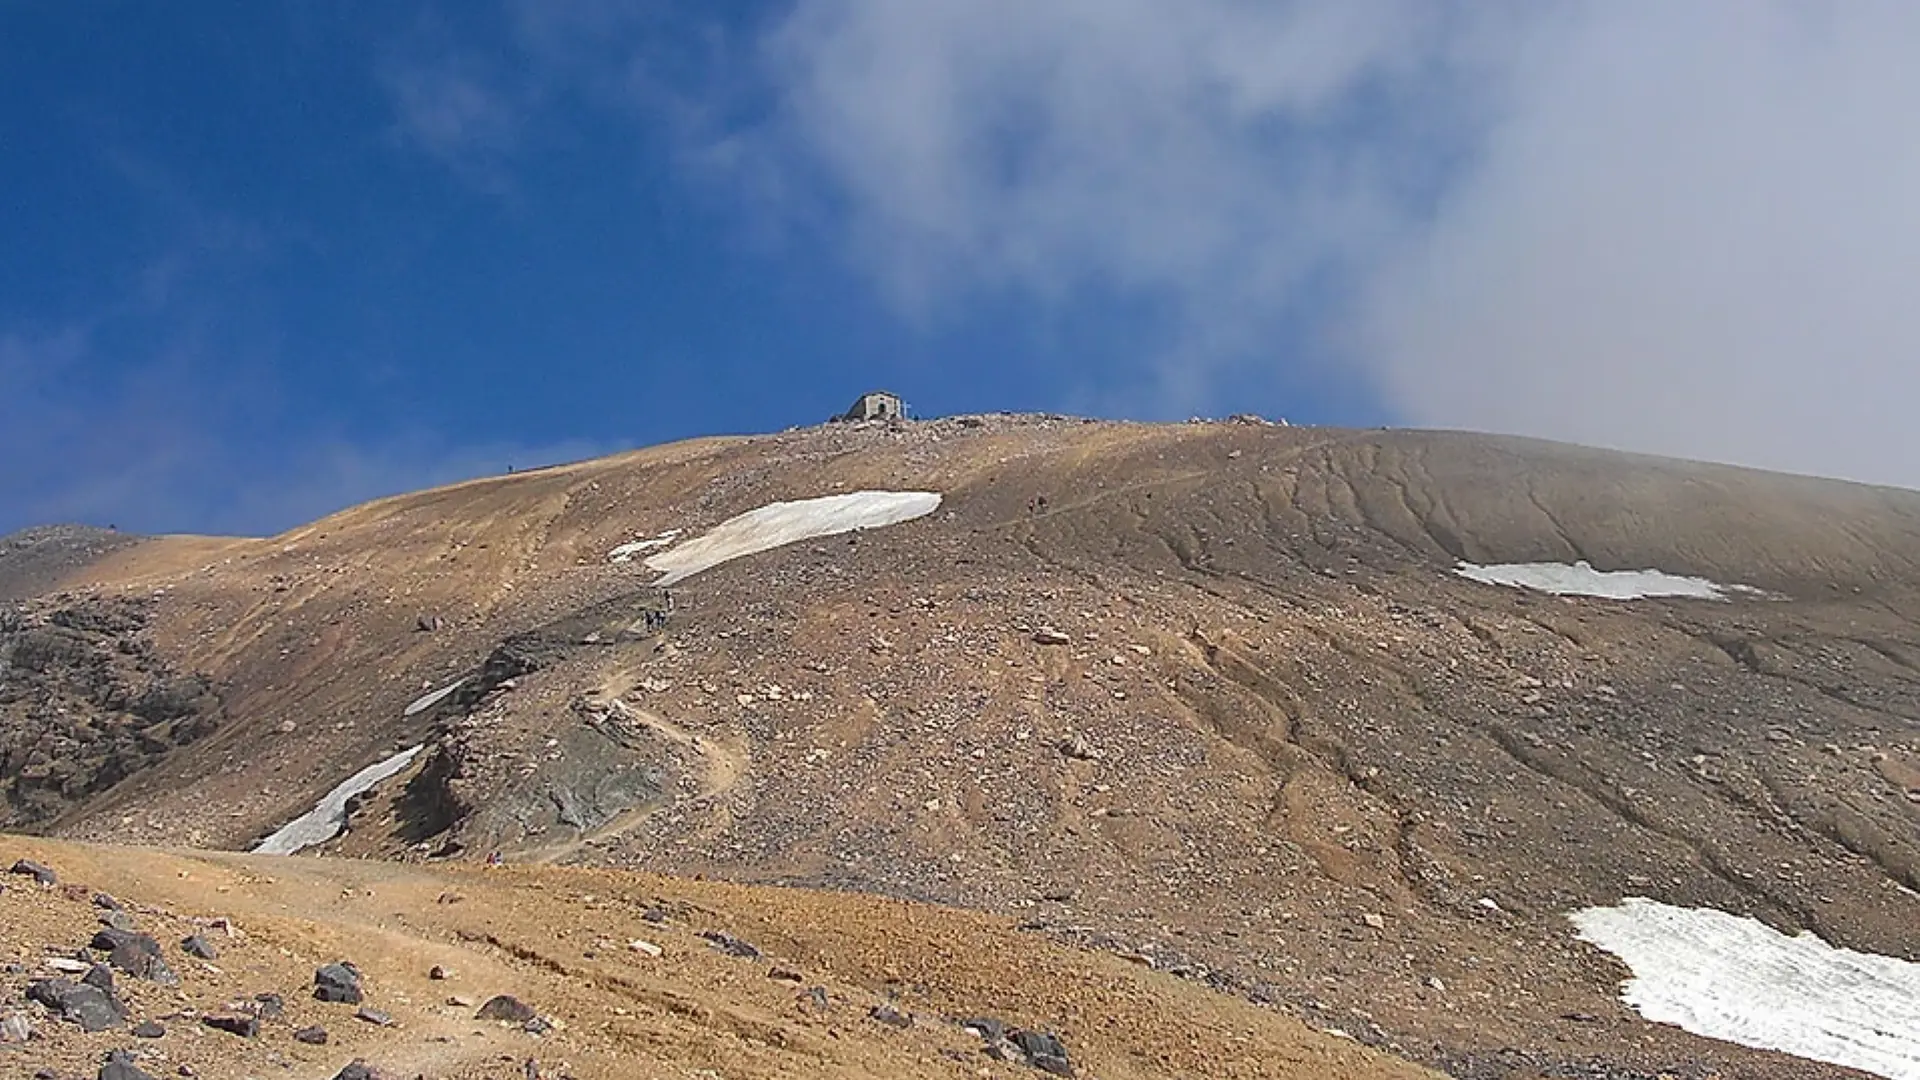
<box><xmin>4</xmin><ymin>413</ymin><xmax>1919</xmax><ymax>1079</ymax></box>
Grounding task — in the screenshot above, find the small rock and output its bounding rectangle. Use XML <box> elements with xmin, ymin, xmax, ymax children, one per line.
<box><xmin>475</xmin><ymin>995</ymin><xmax>536</xmax><ymax>1023</ymax></box>
<box><xmin>766</xmin><ymin>967</ymin><xmax>804</xmax><ymax>984</ymax></box>
<box><xmin>90</xmin><ymin>930</ymin><xmax>176</xmax><ymax>985</ymax></box>
<box><xmin>523</xmin><ymin>1016</ymin><xmax>553</xmax><ymax>1035</ymax></box>
<box><xmin>91</xmin><ymin>893</ymin><xmax>124</xmax><ymax>912</ymax></box>
<box><xmin>28</xmin><ymin>978</ymin><xmax>124</xmax><ymax>1031</ymax></box>
<box><xmin>1012</xmin><ymin>1030</ymin><xmax>1074</xmax><ymax>1077</ymax></box>
<box><xmin>132</xmin><ymin>1020</ymin><xmax>166</xmax><ymax>1038</ymax></box>
<box><xmin>251</xmin><ymin>993</ymin><xmax>284</xmax><ymax>1019</ymax></box>
<box><xmin>428</xmin><ymin>965</ymin><xmax>451</xmax><ymax>980</ymax></box>
<box><xmin>699</xmin><ymin>931</ymin><xmax>760</xmax><ymax>959</ymax></box>
<box><xmin>967</xmin><ymin>1018</ymin><xmax>1074</xmax><ymax>1077</ymax></box>
<box><xmin>8</xmin><ymin>859</ymin><xmax>56</xmax><ymax>885</ymax></box>
<box><xmin>446</xmin><ymin>995</ymin><xmax>475</xmax><ymax>1008</ymax></box>
<box><xmin>98</xmin><ymin>910</ymin><xmax>136</xmax><ymax>933</ymax></box>
<box><xmin>1032</xmin><ymin>627</ymin><xmax>1071</xmax><ymax>646</ymax></box>
<box><xmin>202</xmin><ymin>1013</ymin><xmax>259</xmax><ymax>1038</ymax></box>
<box><xmin>0</xmin><ymin>1013</ymin><xmax>32</xmax><ymax>1042</ymax></box>
<box><xmin>82</xmin><ymin>965</ymin><xmax>116</xmax><ymax>994</ymax></box>
<box><xmin>98</xmin><ymin>1049</ymin><xmax>158</xmax><ymax>1080</ymax></box>
<box><xmin>331</xmin><ymin>1063</ymin><xmax>385</xmax><ymax>1080</ymax></box>
<box><xmin>179</xmin><ymin>935</ymin><xmax>217</xmax><ymax>960</ymax></box>
<box><xmin>314</xmin><ymin>961</ymin><xmax>364</xmax><ymax>1004</ymax></box>
<box><xmin>867</xmin><ymin>1003</ymin><xmax>912</xmax><ymax>1029</ymax></box>
<box><xmin>293</xmin><ymin>1024</ymin><xmax>328</xmax><ymax>1044</ymax></box>
<box><xmin>1057</xmin><ymin>735</ymin><xmax>1099</xmax><ymax>761</ymax></box>
<box><xmin>1360</xmin><ymin>913</ymin><xmax>1386</xmax><ymax>930</ymax></box>
<box><xmin>354</xmin><ymin>1007</ymin><xmax>392</xmax><ymax>1026</ymax></box>
<box><xmin>625</xmin><ymin>940</ymin><xmax>662</xmax><ymax>959</ymax></box>
<box><xmin>45</xmin><ymin>957</ymin><xmax>91</xmax><ymax>974</ymax></box>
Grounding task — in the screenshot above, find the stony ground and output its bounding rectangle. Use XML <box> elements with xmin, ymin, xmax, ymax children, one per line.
<box><xmin>0</xmin><ymin>838</ymin><xmax>1434</xmax><ymax>1080</ymax></box>
<box><xmin>0</xmin><ymin>596</ymin><xmax>224</xmax><ymax>829</ymax></box>
<box><xmin>6</xmin><ymin>415</ymin><xmax>1919</xmax><ymax>1079</ymax></box>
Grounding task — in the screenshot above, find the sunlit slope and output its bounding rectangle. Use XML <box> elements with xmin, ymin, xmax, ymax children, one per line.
<box><xmin>7</xmin><ymin>413</ymin><xmax>1919</xmax><ymax>1078</ymax></box>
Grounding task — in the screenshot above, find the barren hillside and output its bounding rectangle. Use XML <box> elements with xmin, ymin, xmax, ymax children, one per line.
<box><xmin>6</xmin><ymin>414</ymin><xmax>1920</xmax><ymax>1079</ymax></box>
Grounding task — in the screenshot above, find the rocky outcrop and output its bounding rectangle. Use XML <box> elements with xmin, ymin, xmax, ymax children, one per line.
<box><xmin>0</xmin><ymin>597</ymin><xmax>223</xmax><ymax>827</ymax></box>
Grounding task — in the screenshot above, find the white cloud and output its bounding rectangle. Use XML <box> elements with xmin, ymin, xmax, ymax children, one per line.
<box><xmin>386</xmin><ymin>61</ymin><xmax>524</xmax><ymax>160</ymax></box>
<box><xmin>761</xmin><ymin>0</ymin><xmax>1455</xmax><ymax>317</ymax></box>
<box><xmin>1363</xmin><ymin>2</ymin><xmax>1920</xmax><ymax>488</ymax></box>
<box><xmin>752</xmin><ymin>0</ymin><xmax>1920</xmax><ymax>489</ymax></box>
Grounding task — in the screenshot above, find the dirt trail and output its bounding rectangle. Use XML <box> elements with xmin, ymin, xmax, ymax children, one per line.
<box><xmin>527</xmin><ymin>672</ymin><xmax>750</xmax><ymax>866</ymax></box>
<box><xmin>0</xmin><ymin>836</ymin><xmax>1438</xmax><ymax>1080</ymax></box>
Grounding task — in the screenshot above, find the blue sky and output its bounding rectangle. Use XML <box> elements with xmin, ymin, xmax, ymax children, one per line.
<box><xmin>6</xmin><ymin>3</ymin><xmax>1918</xmax><ymax>536</ymax></box>
<box><xmin>0</xmin><ymin>3</ymin><xmax>1381</xmax><ymax>537</ymax></box>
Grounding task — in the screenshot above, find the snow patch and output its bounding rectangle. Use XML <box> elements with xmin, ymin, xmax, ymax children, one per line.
<box><xmin>253</xmin><ymin>745</ymin><xmax>425</xmax><ymax>856</ymax></box>
<box><xmin>1571</xmin><ymin>898</ymin><xmax>1920</xmax><ymax>1079</ymax></box>
<box><xmin>404</xmin><ymin>678</ymin><xmax>467</xmax><ymax>717</ymax></box>
<box><xmin>609</xmin><ymin>530</ymin><xmax>681</xmax><ymax>563</ymax></box>
<box><xmin>644</xmin><ymin>491</ymin><xmax>942</xmax><ymax>586</ymax></box>
<box><xmin>1454</xmin><ymin>560</ymin><xmax>1759</xmax><ymax>601</ymax></box>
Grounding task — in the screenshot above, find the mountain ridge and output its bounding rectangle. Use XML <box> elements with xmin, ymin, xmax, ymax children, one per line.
<box><xmin>5</xmin><ymin>413</ymin><xmax>1919</xmax><ymax>1079</ymax></box>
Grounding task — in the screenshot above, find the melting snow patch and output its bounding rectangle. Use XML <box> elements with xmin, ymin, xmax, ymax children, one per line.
<box><xmin>1454</xmin><ymin>560</ymin><xmax>1759</xmax><ymax>601</ymax></box>
<box><xmin>644</xmin><ymin>491</ymin><xmax>941</xmax><ymax>586</ymax></box>
<box><xmin>403</xmin><ymin>678</ymin><xmax>468</xmax><ymax>717</ymax></box>
<box><xmin>253</xmin><ymin>745</ymin><xmax>425</xmax><ymax>856</ymax></box>
<box><xmin>609</xmin><ymin>530</ymin><xmax>681</xmax><ymax>564</ymax></box>
<box><xmin>1571</xmin><ymin>898</ymin><xmax>1920</xmax><ymax>1079</ymax></box>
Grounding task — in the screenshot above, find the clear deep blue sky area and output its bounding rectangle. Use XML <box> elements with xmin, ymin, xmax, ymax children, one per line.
<box><xmin>6</xmin><ymin>4</ymin><xmax>1915</xmax><ymax>535</ymax></box>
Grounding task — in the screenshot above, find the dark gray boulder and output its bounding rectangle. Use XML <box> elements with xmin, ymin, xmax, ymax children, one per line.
<box><xmin>8</xmin><ymin>858</ymin><xmax>56</xmax><ymax>885</ymax></box>
<box><xmin>474</xmin><ymin>995</ymin><xmax>536</xmax><ymax>1023</ymax></box>
<box><xmin>27</xmin><ymin>978</ymin><xmax>123</xmax><ymax>1032</ymax></box>
<box><xmin>313</xmin><ymin>961</ymin><xmax>364</xmax><ymax>1004</ymax></box>
<box><xmin>98</xmin><ymin>1049</ymin><xmax>157</xmax><ymax>1080</ymax></box>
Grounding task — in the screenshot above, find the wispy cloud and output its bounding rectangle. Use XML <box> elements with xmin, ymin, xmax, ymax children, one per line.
<box><xmin>385</xmin><ymin>60</ymin><xmax>524</xmax><ymax>161</ymax></box>
<box><xmin>377</xmin><ymin>32</ymin><xmax>533</xmax><ymax>194</ymax></box>
<box><xmin>1</xmin><ymin>316</ymin><xmax>624</xmax><ymax>536</ymax></box>
<box><xmin>0</xmin><ymin>148</ymin><xmax>624</xmax><ymax>538</ymax></box>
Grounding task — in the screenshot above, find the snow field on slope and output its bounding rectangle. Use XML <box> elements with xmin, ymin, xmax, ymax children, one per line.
<box><xmin>253</xmin><ymin>744</ymin><xmax>424</xmax><ymax>856</ymax></box>
<box><xmin>608</xmin><ymin>530</ymin><xmax>680</xmax><ymax>563</ymax></box>
<box><xmin>404</xmin><ymin>677</ymin><xmax>468</xmax><ymax>717</ymax></box>
<box><xmin>642</xmin><ymin>491</ymin><xmax>942</xmax><ymax>586</ymax></box>
<box><xmin>1572</xmin><ymin>898</ymin><xmax>1920</xmax><ymax>1079</ymax></box>
<box><xmin>1455</xmin><ymin>560</ymin><xmax>1761</xmax><ymax>600</ymax></box>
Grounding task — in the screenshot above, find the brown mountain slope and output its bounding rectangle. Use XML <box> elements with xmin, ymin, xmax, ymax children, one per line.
<box><xmin>1</xmin><ymin>836</ymin><xmax>1433</xmax><ymax>1080</ymax></box>
<box><xmin>7</xmin><ymin>414</ymin><xmax>1920</xmax><ymax>1078</ymax></box>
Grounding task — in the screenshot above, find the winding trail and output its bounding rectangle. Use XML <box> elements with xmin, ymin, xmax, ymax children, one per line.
<box><xmin>528</xmin><ymin>696</ymin><xmax>747</xmax><ymax>865</ymax></box>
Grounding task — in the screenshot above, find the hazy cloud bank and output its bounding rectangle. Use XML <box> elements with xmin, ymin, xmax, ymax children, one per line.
<box><xmin>754</xmin><ymin>0</ymin><xmax>1920</xmax><ymax>488</ymax></box>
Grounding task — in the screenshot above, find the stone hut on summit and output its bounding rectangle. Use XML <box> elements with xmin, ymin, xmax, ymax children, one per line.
<box><xmin>838</xmin><ymin>390</ymin><xmax>905</xmax><ymax>422</ymax></box>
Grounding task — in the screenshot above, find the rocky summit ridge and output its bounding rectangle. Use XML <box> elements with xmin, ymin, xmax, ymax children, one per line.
<box><xmin>3</xmin><ymin>412</ymin><xmax>1920</xmax><ymax>1080</ymax></box>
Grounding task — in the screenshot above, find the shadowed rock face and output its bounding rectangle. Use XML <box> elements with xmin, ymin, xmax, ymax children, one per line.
<box><xmin>11</xmin><ymin>416</ymin><xmax>1920</xmax><ymax>1079</ymax></box>
<box><xmin>0</xmin><ymin>596</ymin><xmax>224</xmax><ymax>827</ymax></box>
